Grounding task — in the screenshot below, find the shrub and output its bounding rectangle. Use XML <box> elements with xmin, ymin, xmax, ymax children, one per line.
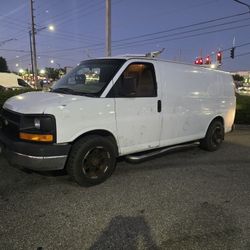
<box><xmin>235</xmin><ymin>94</ymin><xmax>250</xmax><ymax>124</ymax></box>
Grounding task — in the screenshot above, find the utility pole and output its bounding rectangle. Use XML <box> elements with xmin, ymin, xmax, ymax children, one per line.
<box><xmin>105</xmin><ymin>0</ymin><xmax>111</xmax><ymax>57</ymax></box>
<box><xmin>29</xmin><ymin>31</ymin><xmax>34</xmax><ymax>79</ymax></box>
<box><xmin>30</xmin><ymin>0</ymin><xmax>38</xmax><ymax>87</ymax></box>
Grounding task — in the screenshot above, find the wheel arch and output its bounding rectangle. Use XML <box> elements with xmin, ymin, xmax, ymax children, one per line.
<box><xmin>205</xmin><ymin>116</ymin><xmax>225</xmax><ymax>137</ymax></box>
<box><xmin>200</xmin><ymin>115</ymin><xmax>225</xmax><ymax>151</ymax></box>
<box><xmin>71</xmin><ymin>129</ymin><xmax>119</xmax><ymax>157</ymax></box>
<box><xmin>210</xmin><ymin>116</ymin><xmax>224</xmax><ymax>128</ymax></box>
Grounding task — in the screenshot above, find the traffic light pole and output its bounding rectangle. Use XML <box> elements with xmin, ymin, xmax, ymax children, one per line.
<box><xmin>233</xmin><ymin>0</ymin><xmax>250</xmax><ymax>11</ymax></box>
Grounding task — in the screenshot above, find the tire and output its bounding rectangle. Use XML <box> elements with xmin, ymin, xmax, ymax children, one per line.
<box><xmin>66</xmin><ymin>135</ymin><xmax>117</xmax><ymax>186</ymax></box>
<box><xmin>200</xmin><ymin>120</ymin><xmax>224</xmax><ymax>152</ymax></box>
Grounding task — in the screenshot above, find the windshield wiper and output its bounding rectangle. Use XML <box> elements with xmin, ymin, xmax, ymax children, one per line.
<box><xmin>52</xmin><ymin>87</ymin><xmax>97</xmax><ymax>97</ymax></box>
<box><xmin>78</xmin><ymin>92</ymin><xmax>97</xmax><ymax>97</ymax></box>
<box><xmin>52</xmin><ymin>87</ymin><xmax>77</xmax><ymax>94</ymax></box>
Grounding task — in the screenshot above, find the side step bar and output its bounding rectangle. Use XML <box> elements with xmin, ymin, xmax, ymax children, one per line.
<box><xmin>124</xmin><ymin>142</ymin><xmax>200</xmax><ymax>163</ymax></box>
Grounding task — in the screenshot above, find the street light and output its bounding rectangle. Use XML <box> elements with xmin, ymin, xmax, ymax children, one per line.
<box><xmin>37</xmin><ymin>25</ymin><xmax>55</xmax><ymax>33</ymax></box>
<box><xmin>50</xmin><ymin>59</ymin><xmax>61</xmax><ymax>68</ymax></box>
<box><xmin>40</xmin><ymin>69</ymin><xmax>45</xmax><ymax>75</ymax></box>
<box><xmin>19</xmin><ymin>69</ymin><xmax>24</xmax><ymax>75</ymax></box>
<box><xmin>48</xmin><ymin>25</ymin><xmax>55</xmax><ymax>31</ymax></box>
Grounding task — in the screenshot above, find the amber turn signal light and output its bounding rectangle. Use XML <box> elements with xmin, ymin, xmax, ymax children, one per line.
<box><xmin>19</xmin><ymin>132</ymin><xmax>53</xmax><ymax>142</ymax></box>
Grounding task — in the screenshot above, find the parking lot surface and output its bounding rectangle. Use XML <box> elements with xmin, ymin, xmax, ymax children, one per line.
<box><xmin>0</xmin><ymin>128</ymin><xmax>250</xmax><ymax>250</ymax></box>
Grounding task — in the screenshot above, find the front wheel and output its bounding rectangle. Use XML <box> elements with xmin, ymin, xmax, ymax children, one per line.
<box><xmin>200</xmin><ymin>120</ymin><xmax>224</xmax><ymax>151</ymax></box>
<box><xmin>66</xmin><ymin>135</ymin><xmax>117</xmax><ymax>186</ymax></box>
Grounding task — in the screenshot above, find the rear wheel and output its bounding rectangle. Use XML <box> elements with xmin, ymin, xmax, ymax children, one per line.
<box><xmin>67</xmin><ymin>135</ymin><xmax>117</xmax><ymax>186</ymax></box>
<box><xmin>200</xmin><ymin>120</ymin><xmax>224</xmax><ymax>151</ymax></box>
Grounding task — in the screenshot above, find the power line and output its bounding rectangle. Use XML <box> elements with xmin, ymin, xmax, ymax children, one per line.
<box><xmin>35</xmin><ymin>11</ymin><xmax>250</xmax><ymax>54</ymax></box>
<box><xmin>111</xmin><ymin>17</ymin><xmax>250</xmax><ymax>48</ymax></box>
<box><xmin>45</xmin><ymin>0</ymin><xmax>100</xmax><ymax>22</ymax></box>
<box><xmin>224</xmin><ymin>49</ymin><xmax>250</xmax><ymax>60</ymax></box>
<box><xmin>4</xmin><ymin>10</ymin><xmax>250</xmax><ymax>63</ymax></box>
<box><xmin>37</xmin><ymin>0</ymin><xmax>123</xmax><ymax>31</ymax></box>
<box><xmin>112</xmin><ymin>11</ymin><xmax>250</xmax><ymax>43</ymax></box>
<box><xmin>0</xmin><ymin>48</ymin><xmax>29</xmax><ymax>53</ymax></box>
<box><xmin>38</xmin><ymin>0</ymin><xmax>102</xmax><ymax>27</ymax></box>
<box><xmin>112</xmin><ymin>23</ymin><xmax>250</xmax><ymax>51</ymax></box>
<box><xmin>222</xmin><ymin>41</ymin><xmax>250</xmax><ymax>52</ymax></box>
<box><xmin>235</xmin><ymin>51</ymin><xmax>250</xmax><ymax>57</ymax></box>
<box><xmin>37</xmin><ymin>30</ymin><xmax>103</xmax><ymax>44</ymax></box>
<box><xmin>35</xmin><ymin>0</ymin><xmax>67</xmax><ymax>18</ymax></box>
<box><xmin>233</xmin><ymin>0</ymin><xmax>250</xmax><ymax>11</ymax></box>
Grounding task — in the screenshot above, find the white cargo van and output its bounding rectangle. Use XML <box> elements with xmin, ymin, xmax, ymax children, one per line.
<box><xmin>0</xmin><ymin>72</ymin><xmax>30</xmax><ymax>89</ymax></box>
<box><xmin>0</xmin><ymin>56</ymin><xmax>236</xmax><ymax>186</ymax></box>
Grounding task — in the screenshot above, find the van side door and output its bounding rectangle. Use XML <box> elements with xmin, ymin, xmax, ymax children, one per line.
<box><xmin>107</xmin><ymin>61</ymin><xmax>162</xmax><ymax>155</ymax></box>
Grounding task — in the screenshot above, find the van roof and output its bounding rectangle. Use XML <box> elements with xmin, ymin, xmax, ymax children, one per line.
<box><xmin>80</xmin><ymin>56</ymin><xmax>229</xmax><ymax>74</ymax></box>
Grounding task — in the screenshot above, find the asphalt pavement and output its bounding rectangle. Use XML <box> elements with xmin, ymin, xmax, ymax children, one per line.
<box><xmin>0</xmin><ymin>128</ymin><xmax>250</xmax><ymax>250</ymax></box>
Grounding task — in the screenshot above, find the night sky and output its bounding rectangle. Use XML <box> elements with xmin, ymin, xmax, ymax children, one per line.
<box><xmin>1</xmin><ymin>0</ymin><xmax>250</xmax><ymax>72</ymax></box>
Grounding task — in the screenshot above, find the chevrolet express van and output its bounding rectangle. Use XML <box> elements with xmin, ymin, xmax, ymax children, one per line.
<box><xmin>0</xmin><ymin>56</ymin><xmax>236</xmax><ymax>186</ymax></box>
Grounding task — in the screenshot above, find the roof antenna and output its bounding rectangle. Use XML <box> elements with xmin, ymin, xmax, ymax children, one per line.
<box><xmin>145</xmin><ymin>48</ymin><xmax>165</xmax><ymax>58</ymax></box>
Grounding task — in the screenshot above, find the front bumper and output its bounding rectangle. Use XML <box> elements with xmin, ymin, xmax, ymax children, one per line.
<box><xmin>0</xmin><ymin>130</ymin><xmax>71</xmax><ymax>171</ymax></box>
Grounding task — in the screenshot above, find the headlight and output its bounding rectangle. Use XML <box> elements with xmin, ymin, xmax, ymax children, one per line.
<box><xmin>19</xmin><ymin>114</ymin><xmax>56</xmax><ymax>143</ymax></box>
<box><xmin>34</xmin><ymin>118</ymin><xmax>41</xmax><ymax>129</ymax></box>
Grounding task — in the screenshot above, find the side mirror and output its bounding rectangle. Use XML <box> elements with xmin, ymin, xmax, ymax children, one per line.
<box><xmin>122</xmin><ymin>77</ymin><xmax>137</xmax><ymax>96</ymax></box>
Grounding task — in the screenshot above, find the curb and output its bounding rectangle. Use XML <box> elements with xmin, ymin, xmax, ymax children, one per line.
<box><xmin>234</xmin><ymin>124</ymin><xmax>250</xmax><ymax>130</ymax></box>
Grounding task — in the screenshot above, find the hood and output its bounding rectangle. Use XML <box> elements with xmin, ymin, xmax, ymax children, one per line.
<box><xmin>3</xmin><ymin>91</ymin><xmax>88</xmax><ymax>114</ymax></box>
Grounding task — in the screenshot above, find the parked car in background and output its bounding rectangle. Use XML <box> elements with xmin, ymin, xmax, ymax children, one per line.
<box><xmin>0</xmin><ymin>72</ymin><xmax>31</xmax><ymax>90</ymax></box>
<box><xmin>236</xmin><ymin>86</ymin><xmax>250</xmax><ymax>95</ymax></box>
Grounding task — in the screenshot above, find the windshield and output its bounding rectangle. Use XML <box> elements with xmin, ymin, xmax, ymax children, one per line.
<box><xmin>52</xmin><ymin>59</ymin><xmax>125</xmax><ymax>97</ymax></box>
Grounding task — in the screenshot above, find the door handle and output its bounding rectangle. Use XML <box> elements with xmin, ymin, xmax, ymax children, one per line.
<box><xmin>157</xmin><ymin>100</ymin><xmax>162</xmax><ymax>112</ymax></box>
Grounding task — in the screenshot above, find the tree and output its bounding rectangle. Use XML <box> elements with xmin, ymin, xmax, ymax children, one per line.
<box><xmin>232</xmin><ymin>74</ymin><xmax>244</xmax><ymax>82</ymax></box>
<box><xmin>0</xmin><ymin>56</ymin><xmax>9</xmax><ymax>72</ymax></box>
<box><xmin>45</xmin><ymin>67</ymin><xmax>60</xmax><ymax>80</ymax></box>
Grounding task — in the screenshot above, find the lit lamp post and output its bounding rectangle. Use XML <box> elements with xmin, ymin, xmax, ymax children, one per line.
<box><xmin>50</xmin><ymin>59</ymin><xmax>62</xmax><ymax>80</ymax></box>
<box><xmin>18</xmin><ymin>69</ymin><xmax>25</xmax><ymax>77</ymax></box>
<box><xmin>50</xmin><ymin>59</ymin><xmax>61</xmax><ymax>68</ymax></box>
<box><xmin>40</xmin><ymin>69</ymin><xmax>46</xmax><ymax>75</ymax></box>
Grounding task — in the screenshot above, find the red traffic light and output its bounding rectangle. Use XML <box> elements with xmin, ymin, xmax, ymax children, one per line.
<box><xmin>217</xmin><ymin>51</ymin><xmax>222</xmax><ymax>64</ymax></box>
<box><xmin>205</xmin><ymin>55</ymin><xmax>211</xmax><ymax>65</ymax></box>
<box><xmin>194</xmin><ymin>57</ymin><xmax>203</xmax><ymax>65</ymax></box>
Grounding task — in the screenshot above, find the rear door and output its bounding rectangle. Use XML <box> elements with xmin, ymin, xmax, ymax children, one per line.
<box><xmin>107</xmin><ymin>61</ymin><xmax>162</xmax><ymax>155</ymax></box>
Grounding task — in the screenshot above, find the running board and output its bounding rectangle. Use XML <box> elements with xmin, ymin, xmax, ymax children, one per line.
<box><xmin>124</xmin><ymin>142</ymin><xmax>200</xmax><ymax>163</ymax></box>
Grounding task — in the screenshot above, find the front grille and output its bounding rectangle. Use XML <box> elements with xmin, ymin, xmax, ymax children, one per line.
<box><xmin>0</xmin><ymin>109</ymin><xmax>21</xmax><ymax>139</ymax></box>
